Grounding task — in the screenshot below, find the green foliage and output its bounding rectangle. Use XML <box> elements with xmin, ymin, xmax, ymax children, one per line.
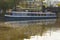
<box><xmin>0</xmin><ymin>0</ymin><xmax>20</xmax><ymax>17</ymax></box>
<box><xmin>0</xmin><ymin>0</ymin><xmax>17</xmax><ymax>9</ymax></box>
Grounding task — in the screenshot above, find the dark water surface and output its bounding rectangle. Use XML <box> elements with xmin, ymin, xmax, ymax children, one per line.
<box><xmin>0</xmin><ymin>18</ymin><xmax>60</xmax><ymax>40</ymax></box>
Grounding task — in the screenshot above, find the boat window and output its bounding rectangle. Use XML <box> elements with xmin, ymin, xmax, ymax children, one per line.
<box><xmin>40</xmin><ymin>14</ymin><xmax>46</xmax><ymax>16</ymax></box>
<box><xmin>37</xmin><ymin>14</ymin><xmax>40</xmax><ymax>16</ymax></box>
<box><xmin>50</xmin><ymin>14</ymin><xmax>55</xmax><ymax>16</ymax></box>
<box><xmin>10</xmin><ymin>13</ymin><xmax>13</xmax><ymax>15</ymax></box>
<box><xmin>27</xmin><ymin>14</ymin><xmax>40</xmax><ymax>16</ymax></box>
<box><xmin>46</xmin><ymin>14</ymin><xmax>56</xmax><ymax>16</ymax></box>
<box><xmin>27</xmin><ymin>14</ymin><xmax>35</xmax><ymax>16</ymax></box>
<box><xmin>12</xmin><ymin>13</ymin><xmax>23</xmax><ymax>16</ymax></box>
<box><xmin>34</xmin><ymin>14</ymin><xmax>37</xmax><ymax>16</ymax></box>
<box><xmin>31</xmin><ymin>14</ymin><xmax>34</xmax><ymax>16</ymax></box>
<box><xmin>46</xmin><ymin>14</ymin><xmax>50</xmax><ymax>16</ymax></box>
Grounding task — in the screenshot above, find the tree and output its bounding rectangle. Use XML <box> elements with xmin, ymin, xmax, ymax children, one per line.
<box><xmin>0</xmin><ymin>0</ymin><xmax>20</xmax><ymax>21</ymax></box>
<box><xmin>0</xmin><ymin>0</ymin><xmax>20</xmax><ymax>16</ymax></box>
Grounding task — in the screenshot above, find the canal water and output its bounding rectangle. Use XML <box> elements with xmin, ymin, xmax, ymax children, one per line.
<box><xmin>0</xmin><ymin>18</ymin><xmax>60</xmax><ymax>40</ymax></box>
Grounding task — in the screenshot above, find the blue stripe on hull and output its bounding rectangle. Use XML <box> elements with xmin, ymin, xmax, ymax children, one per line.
<box><xmin>5</xmin><ymin>17</ymin><xmax>56</xmax><ymax>21</ymax></box>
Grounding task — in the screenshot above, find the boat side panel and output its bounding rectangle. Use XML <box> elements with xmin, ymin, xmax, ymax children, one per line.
<box><xmin>5</xmin><ymin>16</ymin><xmax>56</xmax><ymax>21</ymax></box>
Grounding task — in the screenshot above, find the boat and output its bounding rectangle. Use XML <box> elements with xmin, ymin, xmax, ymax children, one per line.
<box><xmin>5</xmin><ymin>11</ymin><xmax>56</xmax><ymax>21</ymax></box>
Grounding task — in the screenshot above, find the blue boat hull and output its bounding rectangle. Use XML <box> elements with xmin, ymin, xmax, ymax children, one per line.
<box><xmin>5</xmin><ymin>16</ymin><xmax>56</xmax><ymax>21</ymax></box>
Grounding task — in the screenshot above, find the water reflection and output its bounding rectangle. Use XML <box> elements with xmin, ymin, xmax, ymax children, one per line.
<box><xmin>24</xmin><ymin>30</ymin><xmax>60</xmax><ymax>40</ymax></box>
<box><xmin>5</xmin><ymin>19</ymin><xmax>56</xmax><ymax>26</ymax></box>
<box><xmin>1</xmin><ymin>18</ymin><xmax>60</xmax><ymax>40</ymax></box>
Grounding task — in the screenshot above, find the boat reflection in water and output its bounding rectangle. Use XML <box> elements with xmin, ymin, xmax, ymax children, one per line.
<box><xmin>5</xmin><ymin>19</ymin><xmax>56</xmax><ymax>25</ymax></box>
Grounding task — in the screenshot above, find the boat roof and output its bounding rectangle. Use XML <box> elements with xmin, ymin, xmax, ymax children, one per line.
<box><xmin>11</xmin><ymin>11</ymin><xmax>56</xmax><ymax>14</ymax></box>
